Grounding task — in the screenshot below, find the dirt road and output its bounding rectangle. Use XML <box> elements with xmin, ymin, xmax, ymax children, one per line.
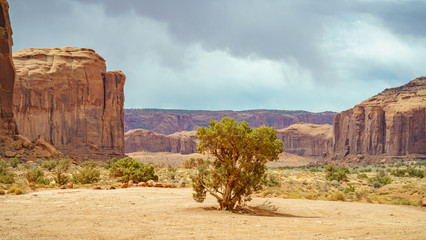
<box><xmin>0</xmin><ymin>187</ymin><xmax>425</xmax><ymax>239</ymax></box>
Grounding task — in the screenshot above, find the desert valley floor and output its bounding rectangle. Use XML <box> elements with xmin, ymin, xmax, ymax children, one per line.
<box><xmin>1</xmin><ymin>187</ymin><xmax>425</xmax><ymax>240</ymax></box>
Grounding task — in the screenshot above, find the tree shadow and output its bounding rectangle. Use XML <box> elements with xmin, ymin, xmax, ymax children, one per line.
<box><xmin>201</xmin><ymin>206</ymin><xmax>320</xmax><ymax>218</ymax></box>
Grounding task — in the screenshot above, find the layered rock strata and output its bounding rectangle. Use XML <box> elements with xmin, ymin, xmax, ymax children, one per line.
<box><xmin>125</xmin><ymin>129</ymin><xmax>197</xmax><ymax>154</ymax></box>
<box><xmin>124</xmin><ymin>109</ymin><xmax>336</xmax><ymax>135</ymax></box>
<box><xmin>333</xmin><ymin>77</ymin><xmax>426</xmax><ymax>157</ymax></box>
<box><xmin>13</xmin><ymin>47</ymin><xmax>126</xmax><ymax>161</ymax></box>
<box><xmin>0</xmin><ymin>0</ymin><xmax>16</xmax><ymax>135</ymax></box>
<box><xmin>276</xmin><ymin>123</ymin><xmax>333</xmax><ymax>157</ymax></box>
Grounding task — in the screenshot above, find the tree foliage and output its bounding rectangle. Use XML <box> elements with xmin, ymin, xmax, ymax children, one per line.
<box><xmin>325</xmin><ymin>164</ymin><xmax>349</xmax><ymax>182</ymax></box>
<box><xmin>191</xmin><ymin>117</ymin><xmax>283</xmax><ymax>211</ymax></box>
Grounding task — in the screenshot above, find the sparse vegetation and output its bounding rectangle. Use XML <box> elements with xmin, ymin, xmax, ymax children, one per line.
<box><xmin>26</xmin><ymin>168</ymin><xmax>44</xmax><ymax>183</ymax></box>
<box><xmin>109</xmin><ymin>157</ymin><xmax>158</xmax><ymax>183</ymax></box>
<box><xmin>72</xmin><ymin>168</ymin><xmax>100</xmax><ymax>184</ymax></box>
<box><xmin>325</xmin><ymin>165</ymin><xmax>349</xmax><ymax>182</ymax></box>
<box><xmin>0</xmin><ymin>159</ymin><xmax>15</xmax><ymax>184</ymax></box>
<box><xmin>191</xmin><ymin>117</ymin><xmax>283</xmax><ymax>211</ymax></box>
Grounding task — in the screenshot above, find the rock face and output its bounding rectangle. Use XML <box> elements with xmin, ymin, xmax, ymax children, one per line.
<box><xmin>124</xmin><ymin>129</ymin><xmax>197</xmax><ymax>154</ymax></box>
<box><xmin>125</xmin><ymin>109</ymin><xmax>336</xmax><ymax>135</ymax></box>
<box><xmin>0</xmin><ymin>0</ymin><xmax>16</xmax><ymax>135</ymax></box>
<box><xmin>333</xmin><ymin>77</ymin><xmax>426</xmax><ymax>157</ymax></box>
<box><xmin>276</xmin><ymin>123</ymin><xmax>333</xmax><ymax>157</ymax></box>
<box><xmin>13</xmin><ymin>47</ymin><xmax>126</xmax><ymax>161</ymax></box>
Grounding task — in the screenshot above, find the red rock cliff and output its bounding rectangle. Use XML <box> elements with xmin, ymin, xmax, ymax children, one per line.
<box><xmin>0</xmin><ymin>0</ymin><xmax>16</xmax><ymax>135</ymax></box>
<box><xmin>125</xmin><ymin>129</ymin><xmax>197</xmax><ymax>154</ymax></box>
<box><xmin>12</xmin><ymin>47</ymin><xmax>126</xmax><ymax>161</ymax></box>
<box><xmin>276</xmin><ymin>123</ymin><xmax>333</xmax><ymax>157</ymax></box>
<box><xmin>333</xmin><ymin>77</ymin><xmax>426</xmax><ymax>157</ymax></box>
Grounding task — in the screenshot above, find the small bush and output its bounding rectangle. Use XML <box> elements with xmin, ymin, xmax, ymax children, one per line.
<box><xmin>264</xmin><ymin>173</ymin><xmax>281</xmax><ymax>187</ymax></box>
<box><xmin>167</xmin><ymin>165</ymin><xmax>177</xmax><ymax>180</ymax></box>
<box><xmin>0</xmin><ymin>189</ymin><xmax>5</xmax><ymax>195</ymax></box>
<box><xmin>41</xmin><ymin>160</ymin><xmax>56</xmax><ymax>171</ymax></box>
<box><xmin>104</xmin><ymin>158</ymin><xmax>119</xmax><ymax>169</ymax></box>
<box><xmin>0</xmin><ymin>175</ymin><xmax>14</xmax><ymax>184</ymax></box>
<box><xmin>81</xmin><ymin>160</ymin><xmax>98</xmax><ymax>169</ymax></box>
<box><xmin>72</xmin><ymin>168</ymin><xmax>100</xmax><ymax>184</ymax></box>
<box><xmin>357</xmin><ymin>173</ymin><xmax>368</xmax><ymax>179</ymax></box>
<box><xmin>328</xmin><ymin>191</ymin><xmax>346</xmax><ymax>201</ymax></box>
<box><xmin>35</xmin><ymin>177</ymin><xmax>50</xmax><ymax>185</ymax></box>
<box><xmin>52</xmin><ymin>159</ymin><xmax>71</xmax><ymax>185</ymax></box>
<box><xmin>0</xmin><ymin>160</ymin><xmax>15</xmax><ymax>184</ymax></box>
<box><xmin>14</xmin><ymin>188</ymin><xmax>23</xmax><ymax>195</ymax></box>
<box><xmin>26</xmin><ymin>168</ymin><xmax>44</xmax><ymax>183</ymax></box>
<box><xmin>183</xmin><ymin>158</ymin><xmax>204</xmax><ymax>169</ymax></box>
<box><xmin>325</xmin><ymin>165</ymin><xmax>349</xmax><ymax>182</ymax></box>
<box><xmin>368</xmin><ymin>170</ymin><xmax>392</xmax><ymax>188</ymax></box>
<box><xmin>8</xmin><ymin>158</ymin><xmax>19</xmax><ymax>168</ymax></box>
<box><xmin>344</xmin><ymin>185</ymin><xmax>355</xmax><ymax>193</ymax></box>
<box><xmin>109</xmin><ymin>157</ymin><xmax>158</xmax><ymax>183</ymax></box>
<box><xmin>8</xmin><ymin>186</ymin><xmax>17</xmax><ymax>194</ymax></box>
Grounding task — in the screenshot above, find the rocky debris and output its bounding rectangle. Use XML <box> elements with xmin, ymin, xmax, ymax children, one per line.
<box><xmin>124</xmin><ymin>109</ymin><xmax>337</xmax><ymax>135</ymax></box>
<box><xmin>179</xmin><ymin>181</ymin><xmax>186</xmax><ymax>188</ymax></box>
<box><xmin>104</xmin><ymin>186</ymin><xmax>115</xmax><ymax>190</ymax></box>
<box><xmin>66</xmin><ymin>183</ymin><xmax>73</xmax><ymax>189</ymax></box>
<box><xmin>121</xmin><ymin>183</ymin><xmax>129</xmax><ymax>188</ymax></box>
<box><xmin>128</xmin><ymin>180</ymin><xmax>134</xmax><ymax>187</ymax></box>
<box><xmin>422</xmin><ymin>197</ymin><xmax>426</xmax><ymax>207</ymax></box>
<box><xmin>0</xmin><ymin>0</ymin><xmax>17</xmax><ymax>136</ymax></box>
<box><xmin>147</xmin><ymin>180</ymin><xmax>155</xmax><ymax>187</ymax></box>
<box><xmin>138</xmin><ymin>182</ymin><xmax>148</xmax><ymax>187</ymax></box>
<box><xmin>93</xmin><ymin>186</ymin><xmax>101</xmax><ymax>190</ymax></box>
<box><xmin>276</xmin><ymin>123</ymin><xmax>333</xmax><ymax>157</ymax></box>
<box><xmin>0</xmin><ymin>135</ymin><xmax>62</xmax><ymax>160</ymax></box>
<box><xmin>12</xmin><ymin>47</ymin><xmax>126</xmax><ymax>161</ymax></box>
<box><xmin>333</xmin><ymin>77</ymin><xmax>426</xmax><ymax>157</ymax></box>
<box><xmin>124</xmin><ymin>129</ymin><xmax>197</xmax><ymax>154</ymax></box>
<box><xmin>154</xmin><ymin>183</ymin><xmax>164</xmax><ymax>188</ymax></box>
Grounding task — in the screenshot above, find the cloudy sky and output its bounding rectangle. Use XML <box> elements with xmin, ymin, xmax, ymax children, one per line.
<box><xmin>9</xmin><ymin>0</ymin><xmax>426</xmax><ymax>112</ymax></box>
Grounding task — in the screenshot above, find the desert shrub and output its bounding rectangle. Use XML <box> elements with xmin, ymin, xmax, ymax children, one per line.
<box><xmin>8</xmin><ymin>186</ymin><xmax>17</xmax><ymax>194</ymax></box>
<box><xmin>8</xmin><ymin>158</ymin><xmax>19</xmax><ymax>168</ymax></box>
<box><xmin>344</xmin><ymin>185</ymin><xmax>355</xmax><ymax>193</ymax></box>
<box><xmin>368</xmin><ymin>170</ymin><xmax>392</xmax><ymax>188</ymax></box>
<box><xmin>328</xmin><ymin>191</ymin><xmax>346</xmax><ymax>201</ymax></box>
<box><xmin>406</xmin><ymin>167</ymin><xmax>425</xmax><ymax>178</ymax></box>
<box><xmin>0</xmin><ymin>160</ymin><xmax>15</xmax><ymax>184</ymax></box>
<box><xmin>183</xmin><ymin>158</ymin><xmax>204</xmax><ymax>169</ymax></box>
<box><xmin>0</xmin><ymin>189</ymin><xmax>4</xmax><ymax>195</ymax></box>
<box><xmin>51</xmin><ymin>159</ymin><xmax>71</xmax><ymax>185</ymax></box>
<box><xmin>81</xmin><ymin>159</ymin><xmax>98</xmax><ymax>169</ymax></box>
<box><xmin>35</xmin><ymin>177</ymin><xmax>50</xmax><ymax>185</ymax></box>
<box><xmin>14</xmin><ymin>188</ymin><xmax>23</xmax><ymax>195</ymax></box>
<box><xmin>109</xmin><ymin>157</ymin><xmax>158</xmax><ymax>183</ymax></box>
<box><xmin>167</xmin><ymin>164</ymin><xmax>177</xmax><ymax>180</ymax></box>
<box><xmin>72</xmin><ymin>168</ymin><xmax>100</xmax><ymax>184</ymax></box>
<box><xmin>263</xmin><ymin>173</ymin><xmax>281</xmax><ymax>187</ymax></box>
<box><xmin>41</xmin><ymin>160</ymin><xmax>56</xmax><ymax>171</ymax></box>
<box><xmin>26</xmin><ymin>168</ymin><xmax>44</xmax><ymax>183</ymax></box>
<box><xmin>104</xmin><ymin>158</ymin><xmax>118</xmax><ymax>169</ymax></box>
<box><xmin>325</xmin><ymin>165</ymin><xmax>349</xmax><ymax>182</ymax></box>
<box><xmin>357</xmin><ymin>173</ymin><xmax>368</xmax><ymax>179</ymax></box>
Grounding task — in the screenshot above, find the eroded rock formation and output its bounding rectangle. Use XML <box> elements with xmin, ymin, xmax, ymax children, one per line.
<box><xmin>0</xmin><ymin>0</ymin><xmax>16</xmax><ymax>135</ymax></box>
<box><xmin>276</xmin><ymin>123</ymin><xmax>333</xmax><ymax>157</ymax></box>
<box><xmin>124</xmin><ymin>129</ymin><xmax>197</xmax><ymax>154</ymax></box>
<box><xmin>124</xmin><ymin>109</ymin><xmax>336</xmax><ymax>135</ymax></box>
<box><xmin>333</xmin><ymin>77</ymin><xmax>426</xmax><ymax>158</ymax></box>
<box><xmin>13</xmin><ymin>47</ymin><xmax>126</xmax><ymax>161</ymax></box>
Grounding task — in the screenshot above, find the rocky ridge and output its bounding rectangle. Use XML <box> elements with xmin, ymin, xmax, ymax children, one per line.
<box><xmin>276</xmin><ymin>123</ymin><xmax>333</xmax><ymax>157</ymax></box>
<box><xmin>12</xmin><ymin>47</ymin><xmax>126</xmax><ymax>161</ymax></box>
<box><xmin>125</xmin><ymin>129</ymin><xmax>197</xmax><ymax>154</ymax></box>
<box><xmin>332</xmin><ymin>77</ymin><xmax>426</xmax><ymax>162</ymax></box>
<box><xmin>124</xmin><ymin>109</ymin><xmax>336</xmax><ymax>135</ymax></box>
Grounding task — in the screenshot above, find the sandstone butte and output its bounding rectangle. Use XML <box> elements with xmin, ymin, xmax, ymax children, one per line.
<box><xmin>333</xmin><ymin>77</ymin><xmax>426</xmax><ymax>160</ymax></box>
<box><xmin>0</xmin><ymin>0</ymin><xmax>62</xmax><ymax>160</ymax></box>
<box><xmin>0</xmin><ymin>0</ymin><xmax>16</xmax><ymax>135</ymax></box>
<box><xmin>12</xmin><ymin>47</ymin><xmax>126</xmax><ymax>161</ymax></box>
<box><xmin>276</xmin><ymin>123</ymin><xmax>333</xmax><ymax>158</ymax></box>
<box><xmin>124</xmin><ymin>129</ymin><xmax>197</xmax><ymax>154</ymax></box>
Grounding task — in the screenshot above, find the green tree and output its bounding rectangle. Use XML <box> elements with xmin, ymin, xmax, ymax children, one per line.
<box><xmin>191</xmin><ymin>117</ymin><xmax>283</xmax><ymax>211</ymax></box>
<box><xmin>109</xmin><ymin>157</ymin><xmax>158</xmax><ymax>183</ymax></box>
<box><xmin>325</xmin><ymin>164</ymin><xmax>349</xmax><ymax>182</ymax></box>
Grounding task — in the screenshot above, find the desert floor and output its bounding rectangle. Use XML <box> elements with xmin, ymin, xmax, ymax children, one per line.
<box><xmin>0</xmin><ymin>187</ymin><xmax>425</xmax><ymax>240</ymax></box>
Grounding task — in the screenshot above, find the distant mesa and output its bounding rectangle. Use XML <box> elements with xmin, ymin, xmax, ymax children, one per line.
<box><xmin>124</xmin><ymin>109</ymin><xmax>337</xmax><ymax>135</ymax></box>
<box><xmin>125</xmin><ymin>129</ymin><xmax>197</xmax><ymax>154</ymax></box>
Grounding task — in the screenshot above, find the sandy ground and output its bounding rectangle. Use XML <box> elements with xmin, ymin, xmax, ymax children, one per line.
<box><xmin>0</xmin><ymin>188</ymin><xmax>425</xmax><ymax>240</ymax></box>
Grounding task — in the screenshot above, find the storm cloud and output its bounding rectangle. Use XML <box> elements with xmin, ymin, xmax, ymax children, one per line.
<box><xmin>9</xmin><ymin>0</ymin><xmax>426</xmax><ymax>112</ymax></box>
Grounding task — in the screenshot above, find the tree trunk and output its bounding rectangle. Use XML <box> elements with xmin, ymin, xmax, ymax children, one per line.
<box><xmin>220</xmin><ymin>184</ymin><xmax>235</xmax><ymax>211</ymax></box>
